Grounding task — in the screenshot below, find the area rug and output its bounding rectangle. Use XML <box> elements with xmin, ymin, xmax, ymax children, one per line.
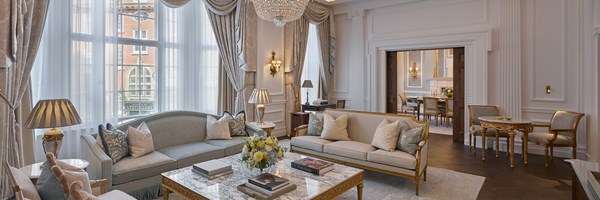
<box><xmin>155</xmin><ymin>140</ymin><xmax>484</xmax><ymax>200</ymax></box>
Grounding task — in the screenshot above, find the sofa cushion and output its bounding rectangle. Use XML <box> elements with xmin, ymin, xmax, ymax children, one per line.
<box><xmin>324</xmin><ymin>141</ymin><xmax>376</xmax><ymax>160</ymax></box>
<box><xmin>112</xmin><ymin>151</ymin><xmax>176</xmax><ymax>185</ymax></box>
<box><xmin>320</xmin><ymin>114</ymin><xmax>351</xmax><ymax>141</ymax></box>
<box><xmin>204</xmin><ymin>137</ymin><xmax>246</xmax><ymax>156</ymax></box>
<box><xmin>158</xmin><ymin>142</ymin><xmax>224</xmax><ymax>168</ymax></box>
<box><xmin>291</xmin><ymin>136</ymin><xmax>333</xmax><ymax>152</ymax></box>
<box><xmin>367</xmin><ymin>150</ymin><xmax>416</xmax><ymax>169</ymax></box>
<box><xmin>370</xmin><ymin>119</ymin><xmax>402</xmax><ymax>151</ymax></box>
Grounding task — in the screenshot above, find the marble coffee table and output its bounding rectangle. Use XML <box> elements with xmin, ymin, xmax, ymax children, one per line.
<box><xmin>161</xmin><ymin>152</ymin><xmax>364</xmax><ymax>200</ymax></box>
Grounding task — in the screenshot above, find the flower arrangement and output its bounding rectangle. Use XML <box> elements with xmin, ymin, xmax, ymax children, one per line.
<box><xmin>241</xmin><ymin>135</ymin><xmax>286</xmax><ymax>172</ymax></box>
<box><xmin>443</xmin><ymin>88</ymin><xmax>454</xmax><ymax>98</ymax></box>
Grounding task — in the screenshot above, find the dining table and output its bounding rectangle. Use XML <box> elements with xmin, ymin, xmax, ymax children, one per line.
<box><xmin>478</xmin><ymin>116</ymin><xmax>533</xmax><ymax>168</ymax></box>
<box><xmin>408</xmin><ymin>97</ymin><xmax>447</xmax><ymax>121</ymax></box>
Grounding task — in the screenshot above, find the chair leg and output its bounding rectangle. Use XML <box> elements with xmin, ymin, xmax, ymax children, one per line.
<box><xmin>550</xmin><ymin>146</ymin><xmax>554</xmax><ymax>160</ymax></box>
<box><xmin>424</xmin><ymin>167</ymin><xmax>427</xmax><ymax>181</ymax></box>
<box><xmin>544</xmin><ymin>144</ymin><xmax>549</xmax><ymax>168</ymax></box>
<box><xmin>469</xmin><ymin>134</ymin><xmax>472</xmax><ymax>151</ymax></box>
<box><xmin>415</xmin><ymin>178</ymin><xmax>420</xmax><ymax>196</ymax></box>
<box><xmin>495</xmin><ymin>135</ymin><xmax>500</xmax><ymax>158</ymax></box>
<box><xmin>573</xmin><ymin>147</ymin><xmax>577</xmax><ymax>159</ymax></box>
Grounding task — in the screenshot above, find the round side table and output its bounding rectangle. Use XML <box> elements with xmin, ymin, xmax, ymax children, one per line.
<box><xmin>248</xmin><ymin>122</ymin><xmax>276</xmax><ymax>136</ymax></box>
<box><xmin>20</xmin><ymin>159</ymin><xmax>90</xmax><ymax>182</ymax></box>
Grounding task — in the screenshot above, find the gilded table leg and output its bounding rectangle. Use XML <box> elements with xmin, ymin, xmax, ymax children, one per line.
<box><xmin>495</xmin><ymin>130</ymin><xmax>499</xmax><ymax>158</ymax></box>
<box><xmin>481</xmin><ymin>127</ymin><xmax>487</xmax><ymax>161</ymax></box>
<box><xmin>509</xmin><ymin>130</ymin><xmax>516</xmax><ymax>168</ymax></box>
<box><xmin>523</xmin><ymin>131</ymin><xmax>529</xmax><ymax>165</ymax></box>
<box><xmin>357</xmin><ymin>182</ymin><xmax>364</xmax><ymax>200</ymax></box>
<box><xmin>163</xmin><ymin>186</ymin><xmax>170</xmax><ymax>200</ymax></box>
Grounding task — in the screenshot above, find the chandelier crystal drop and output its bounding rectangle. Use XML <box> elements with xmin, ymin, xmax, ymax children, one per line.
<box><xmin>250</xmin><ymin>0</ymin><xmax>311</xmax><ymax>27</ymax></box>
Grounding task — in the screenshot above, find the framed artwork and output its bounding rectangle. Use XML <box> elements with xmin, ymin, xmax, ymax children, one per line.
<box><xmin>406</xmin><ymin>51</ymin><xmax>423</xmax><ymax>88</ymax></box>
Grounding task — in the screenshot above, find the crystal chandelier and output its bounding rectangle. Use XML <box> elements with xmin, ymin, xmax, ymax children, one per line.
<box><xmin>250</xmin><ymin>0</ymin><xmax>311</xmax><ymax>27</ymax></box>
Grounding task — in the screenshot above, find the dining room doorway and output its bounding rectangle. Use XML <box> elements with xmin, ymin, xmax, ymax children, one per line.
<box><xmin>386</xmin><ymin>47</ymin><xmax>465</xmax><ymax>143</ymax></box>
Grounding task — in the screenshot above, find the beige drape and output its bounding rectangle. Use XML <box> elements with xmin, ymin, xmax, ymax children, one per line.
<box><xmin>0</xmin><ymin>0</ymin><xmax>49</xmax><ymax>198</ymax></box>
<box><xmin>284</xmin><ymin>2</ymin><xmax>335</xmax><ymax>132</ymax></box>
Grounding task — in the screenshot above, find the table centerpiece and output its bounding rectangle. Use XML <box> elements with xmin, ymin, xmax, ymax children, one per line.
<box><xmin>241</xmin><ymin>134</ymin><xmax>286</xmax><ymax>172</ymax></box>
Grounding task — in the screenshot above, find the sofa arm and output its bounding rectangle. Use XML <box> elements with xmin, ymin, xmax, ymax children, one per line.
<box><xmin>81</xmin><ymin>134</ymin><xmax>113</xmax><ymax>191</ymax></box>
<box><xmin>416</xmin><ymin>140</ymin><xmax>428</xmax><ymax>175</ymax></box>
<box><xmin>245</xmin><ymin>124</ymin><xmax>265</xmax><ymax>136</ymax></box>
<box><xmin>294</xmin><ymin>125</ymin><xmax>308</xmax><ymax>136</ymax></box>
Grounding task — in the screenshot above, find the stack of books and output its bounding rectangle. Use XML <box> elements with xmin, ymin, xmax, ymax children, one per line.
<box><xmin>242</xmin><ymin>173</ymin><xmax>296</xmax><ymax>197</ymax></box>
<box><xmin>191</xmin><ymin>160</ymin><xmax>232</xmax><ymax>179</ymax></box>
<box><xmin>291</xmin><ymin>157</ymin><xmax>334</xmax><ymax>176</ymax></box>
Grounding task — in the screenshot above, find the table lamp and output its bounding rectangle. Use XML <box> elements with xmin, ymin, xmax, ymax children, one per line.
<box><xmin>24</xmin><ymin>99</ymin><xmax>82</xmax><ymax>158</ymax></box>
<box><xmin>248</xmin><ymin>89</ymin><xmax>272</xmax><ymax>124</ymax></box>
<box><xmin>301</xmin><ymin>80</ymin><xmax>313</xmax><ymax>105</ymax></box>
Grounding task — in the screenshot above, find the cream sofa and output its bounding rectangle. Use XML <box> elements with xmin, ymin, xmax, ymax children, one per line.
<box><xmin>81</xmin><ymin>111</ymin><xmax>263</xmax><ymax>199</ymax></box>
<box><xmin>291</xmin><ymin>109</ymin><xmax>429</xmax><ymax>195</ymax></box>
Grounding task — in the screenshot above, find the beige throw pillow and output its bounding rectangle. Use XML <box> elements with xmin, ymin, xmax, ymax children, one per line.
<box><xmin>206</xmin><ymin>115</ymin><xmax>232</xmax><ymax>140</ymax></box>
<box><xmin>128</xmin><ymin>122</ymin><xmax>155</xmax><ymax>158</ymax></box>
<box><xmin>320</xmin><ymin>113</ymin><xmax>351</xmax><ymax>141</ymax></box>
<box><xmin>371</xmin><ymin>119</ymin><xmax>402</xmax><ymax>151</ymax></box>
<box><xmin>8</xmin><ymin>166</ymin><xmax>41</xmax><ymax>200</ymax></box>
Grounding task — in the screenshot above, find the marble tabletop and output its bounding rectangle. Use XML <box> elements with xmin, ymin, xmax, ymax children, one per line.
<box><xmin>162</xmin><ymin>152</ymin><xmax>364</xmax><ymax>199</ymax></box>
<box><xmin>478</xmin><ymin>116</ymin><xmax>532</xmax><ymax>125</ymax></box>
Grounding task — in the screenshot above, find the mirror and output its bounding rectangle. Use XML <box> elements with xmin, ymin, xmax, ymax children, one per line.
<box><xmin>434</xmin><ymin>49</ymin><xmax>454</xmax><ymax>78</ymax></box>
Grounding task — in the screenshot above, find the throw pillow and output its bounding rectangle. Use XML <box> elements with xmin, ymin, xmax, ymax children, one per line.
<box><xmin>51</xmin><ymin>165</ymin><xmax>92</xmax><ymax>199</ymax></box>
<box><xmin>224</xmin><ymin>111</ymin><xmax>248</xmax><ymax>137</ymax></box>
<box><xmin>69</xmin><ymin>181</ymin><xmax>99</xmax><ymax>200</ymax></box>
<box><xmin>320</xmin><ymin>113</ymin><xmax>351</xmax><ymax>141</ymax></box>
<box><xmin>36</xmin><ymin>153</ymin><xmax>78</xmax><ymax>200</ymax></box>
<box><xmin>307</xmin><ymin>112</ymin><xmax>324</xmax><ymax>136</ymax></box>
<box><xmin>128</xmin><ymin>122</ymin><xmax>155</xmax><ymax>158</ymax></box>
<box><xmin>98</xmin><ymin>124</ymin><xmax>129</xmax><ymax>163</ymax></box>
<box><xmin>370</xmin><ymin>119</ymin><xmax>402</xmax><ymax>151</ymax></box>
<box><xmin>8</xmin><ymin>165</ymin><xmax>41</xmax><ymax>200</ymax></box>
<box><xmin>398</xmin><ymin>125</ymin><xmax>425</xmax><ymax>155</ymax></box>
<box><xmin>396</xmin><ymin>121</ymin><xmax>411</xmax><ymax>150</ymax></box>
<box><xmin>205</xmin><ymin>115</ymin><xmax>232</xmax><ymax>140</ymax></box>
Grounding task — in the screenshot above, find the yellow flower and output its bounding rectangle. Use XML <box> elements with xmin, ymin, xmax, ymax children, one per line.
<box><xmin>265</xmin><ymin>145</ymin><xmax>273</xmax><ymax>152</ymax></box>
<box><xmin>257</xmin><ymin>140</ymin><xmax>265</xmax><ymax>148</ymax></box>
<box><xmin>243</xmin><ymin>145</ymin><xmax>249</xmax><ymax>153</ymax></box>
<box><xmin>250</xmin><ymin>141</ymin><xmax>256</xmax><ymax>148</ymax></box>
<box><xmin>277</xmin><ymin>148</ymin><xmax>284</xmax><ymax>157</ymax></box>
<box><xmin>253</xmin><ymin>152</ymin><xmax>263</xmax><ymax>161</ymax></box>
<box><xmin>265</xmin><ymin>138</ymin><xmax>273</xmax><ymax>145</ymax></box>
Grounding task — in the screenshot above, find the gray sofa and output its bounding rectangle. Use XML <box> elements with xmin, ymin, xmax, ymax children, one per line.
<box><xmin>81</xmin><ymin>111</ymin><xmax>263</xmax><ymax>199</ymax></box>
<box><xmin>291</xmin><ymin>109</ymin><xmax>429</xmax><ymax>195</ymax></box>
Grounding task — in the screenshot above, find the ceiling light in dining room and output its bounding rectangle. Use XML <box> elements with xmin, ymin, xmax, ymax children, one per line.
<box><xmin>250</xmin><ymin>0</ymin><xmax>311</xmax><ymax>27</ymax></box>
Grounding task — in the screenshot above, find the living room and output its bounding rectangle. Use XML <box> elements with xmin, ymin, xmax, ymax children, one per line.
<box><xmin>1</xmin><ymin>0</ymin><xmax>600</xmax><ymax>199</ymax></box>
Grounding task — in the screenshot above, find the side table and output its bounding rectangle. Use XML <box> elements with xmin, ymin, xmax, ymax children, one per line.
<box><xmin>247</xmin><ymin>122</ymin><xmax>276</xmax><ymax>136</ymax></box>
<box><xmin>21</xmin><ymin>159</ymin><xmax>90</xmax><ymax>183</ymax></box>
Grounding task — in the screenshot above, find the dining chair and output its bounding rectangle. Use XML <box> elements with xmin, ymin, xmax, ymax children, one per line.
<box><xmin>468</xmin><ymin>105</ymin><xmax>509</xmax><ymax>159</ymax></box>
<box><xmin>336</xmin><ymin>99</ymin><xmax>346</xmax><ymax>109</ymax></box>
<box><xmin>526</xmin><ymin>110</ymin><xmax>584</xmax><ymax>167</ymax></box>
<box><xmin>398</xmin><ymin>93</ymin><xmax>417</xmax><ymax>115</ymax></box>
<box><xmin>445</xmin><ymin>98</ymin><xmax>454</xmax><ymax>127</ymax></box>
<box><xmin>423</xmin><ymin>97</ymin><xmax>439</xmax><ymax>126</ymax></box>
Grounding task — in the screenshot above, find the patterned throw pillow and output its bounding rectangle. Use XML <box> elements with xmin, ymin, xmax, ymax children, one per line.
<box><xmin>396</xmin><ymin>121</ymin><xmax>411</xmax><ymax>150</ymax></box>
<box><xmin>307</xmin><ymin>112</ymin><xmax>324</xmax><ymax>136</ymax></box>
<box><xmin>397</xmin><ymin>125</ymin><xmax>425</xmax><ymax>155</ymax></box>
<box><xmin>224</xmin><ymin>111</ymin><xmax>248</xmax><ymax>137</ymax></box>
<box><xmin>98</xmin><ymin>124</ymin><xmax>129</xmax><ymax>163</ymax></box>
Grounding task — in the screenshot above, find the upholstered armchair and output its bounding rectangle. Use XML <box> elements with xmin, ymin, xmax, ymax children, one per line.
<box><xmin>527</xmin><ymin>110</ymin><xmax>584</xmax><ymax>167</ymax></box>
<box><xmin>468</xmin><ymin>105</ymin><xmax>509</xmax><ymax>159</ymax></box>
<box><xmin>398</xmin><ymin>93</ymin><xmax>418</xmax><ymax>115</ymax></box>
<box><xmin>445</xmin><ymin>98</ymin><xmax>454</xmax><ymax>127</ymax></box>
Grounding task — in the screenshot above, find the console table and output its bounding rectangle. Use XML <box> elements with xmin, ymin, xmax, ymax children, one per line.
<box><xmin>301</xmin><ymin>103</ymin><xmax>336</xmax><ymax>112</ymax></box>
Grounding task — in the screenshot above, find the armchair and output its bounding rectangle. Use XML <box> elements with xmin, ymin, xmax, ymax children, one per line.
<box><xmin>398</xmin><ymin>94</ymin><xmax>417</xmax><ymax>115</ymax></box>
<box><xmin>468</xmin><ymin>105</ymin><xmax>510</xmax><ymax>158</ymax></box>
<box><xmin>526</xmin><ymin>110</ymin><xmax>584</xmax><ymax>167</ymax></box>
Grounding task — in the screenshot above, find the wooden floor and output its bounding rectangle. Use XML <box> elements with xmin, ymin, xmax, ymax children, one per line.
<box><xmin>428</xmin><ymin>133</ymin><xmax>572</xmax><ymax>200</ymax></box>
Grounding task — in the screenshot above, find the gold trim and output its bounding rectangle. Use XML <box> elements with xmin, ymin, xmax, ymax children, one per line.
<box><xmin>162</xmin><ymin>176</ymin><xmax>208</xmax><ymax>200</ymax></box>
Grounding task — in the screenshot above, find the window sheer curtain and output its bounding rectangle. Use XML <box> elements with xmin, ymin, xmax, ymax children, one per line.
<box><xmin>301</xmin><ymin>24</ymin><xmax>321</xmax><ymax>103</ymax></box>
<box><xmin>159</xmin><ymin>0</ymin><xmax>219</xmax><ymax>114</ymax></box>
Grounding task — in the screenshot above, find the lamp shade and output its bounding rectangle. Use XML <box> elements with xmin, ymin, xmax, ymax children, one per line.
<box><xmin>301</xmin><ymin>80</ymin><xmax>313</xmax><ymax>88</ymax></box>
<box><xmin>248</xmin><ymin>89</ymin><xmax>272</xmax><ymax>104</ymax></box>
<box><xmin>25</xmin><ymin>99</ymin><xmax>82</xmax><ymax>129</ymax></box>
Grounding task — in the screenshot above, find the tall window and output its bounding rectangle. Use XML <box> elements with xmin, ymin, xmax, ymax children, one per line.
<box><xmin>117</xmin><ymin>0</ymin><xmax>158</xmax><ymax>118</ymax></box>
<box><xmin>301</xmin><ymin>24</ymin><xmax>321</xmax><ymax>103</ymax></box>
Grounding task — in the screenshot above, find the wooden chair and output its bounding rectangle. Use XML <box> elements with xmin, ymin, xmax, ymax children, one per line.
<box><xmin>398</xmin><ymin>94</ymin><xmax>417</xmax><ymax>115</ymax></box>
<box><xmin>468</xmin><ymin>105</ymin><xmax>510</xmax><ymax>159</ymax></box>
<box><xmin>3</xmin><ymin>162</ymin><xmax>25</xmax><ymax>200</ymax></box>
<box><xmin>336</xmin><ymin>99</ymin><xmax>346</xmax><ymax>109</ymax></box>
<box><xmin>423</xmin><ymin>97</ymin><xmax>439</xmax><ymax>126</ymax></box>
<box><xmin>527</xmin><ymin>110</ymin><xmax>584</xmax><ymax>167</ymax></box>
<box><xmin>445</xmin><ymin>98</ymin><xmax>454</xmax><ymax>127</ymax></box>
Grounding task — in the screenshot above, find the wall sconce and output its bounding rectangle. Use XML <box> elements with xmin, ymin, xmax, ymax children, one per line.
<box><xmin>409</xmin><ymin>61</ymin><xmax>419</xmax><ymax>78</ymax></box>
<box><xmin>269</xmin><ymin>52</ymin><xmax>282</xmax><ymax>77</ymax></box>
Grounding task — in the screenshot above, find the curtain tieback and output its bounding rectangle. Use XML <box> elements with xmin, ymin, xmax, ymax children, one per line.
<box><xmin>0</xmin><ymin>92</ymin><xmax>17</xmax><ymax>111</ymax></box>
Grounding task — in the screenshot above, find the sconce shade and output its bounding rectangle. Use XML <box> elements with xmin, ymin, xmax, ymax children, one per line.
<box><xmin>248</xmin><ymin>89</ymin><xmax>272</xmax><ymax>104</ymax></box>
<box><xmin>25</xmin><ymin>99</ymin><xmax>82</xmax><ymax>129</ymax></box>
<box><xmin>301</xmin><ymin>80</ymin><xmax>313</xmax><ymax>88</ymax></box>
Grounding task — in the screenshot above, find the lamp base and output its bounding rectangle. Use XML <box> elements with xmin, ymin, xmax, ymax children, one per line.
<box><xmin>256</xmin><ymin>104</ymin><xmax>265</xmax><ymax>125</ymax></box>
<box><xmin>43</xmin><ymin>128</ymin><xmax>64</xmax><ymax>158</ymax></box>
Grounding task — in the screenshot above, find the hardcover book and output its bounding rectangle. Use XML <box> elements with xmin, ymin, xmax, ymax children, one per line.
<box><xmin>192</xmin><ymin>160</ymin><xmax>231</xmax><ymax>176</ymax></box>
<box><xmin>248</xmin><ymin>173</ymin><xmax>290</xmax><ymax>191</ymax></box>
<box><xmin>191</xmin><ymin>168</ymin><xmax>233</xmax><ymax>180</ymax></box>
<box><xmin>291</xmin><ymin>157</ymin><xmax>334</xmax><ymax>175</ymax></box>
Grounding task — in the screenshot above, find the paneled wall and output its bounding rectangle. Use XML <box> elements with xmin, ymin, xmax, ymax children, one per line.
<box><xmin>329</xmin><ymin>0</ymin><xmax>599</xmax><ymax>160</ymax></box>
